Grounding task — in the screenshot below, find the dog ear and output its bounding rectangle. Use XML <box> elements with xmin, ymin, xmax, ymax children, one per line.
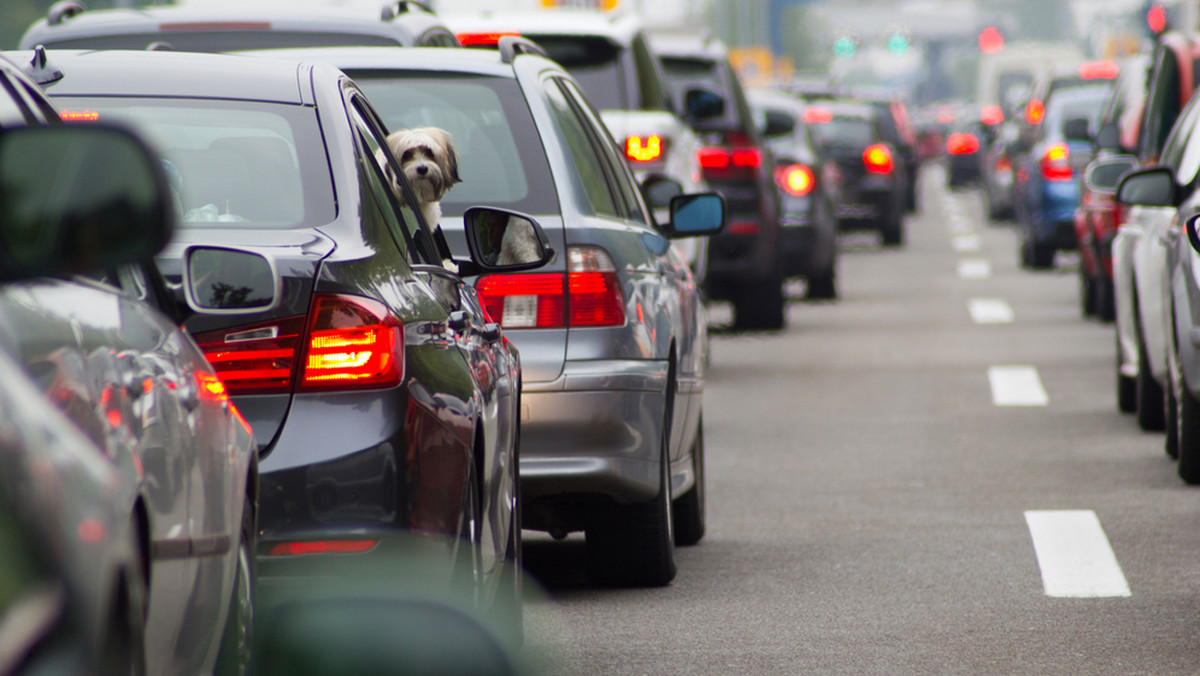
<box><xmin>428</xmin><ymin>127</ymin><xmax>462</xmax><ymax>185</ymax></box>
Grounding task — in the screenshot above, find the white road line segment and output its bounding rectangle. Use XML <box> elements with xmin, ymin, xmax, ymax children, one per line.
<box><xmin>988</xmin><ymin>366</ymin><xmax>1048</xmax><ymax>406</ymax></box>
<box><xmin>958</xmin><ymin>259</ymin><xmax>991</xmax><ymax>279</ymax></box>
<box><xmin>1024</xmin><ymin>510</ymin><xmax>1131</xmax><ymax>598</ymax></box>
<box><xmin>952</xmin><ymin>234</ymin><xmax>982</xmax><ymax>252</ymax></box>
<box><xmin>968</xmin><ymin>298</ymin><xmax>1014</xmax><ymax>324</ymax></box>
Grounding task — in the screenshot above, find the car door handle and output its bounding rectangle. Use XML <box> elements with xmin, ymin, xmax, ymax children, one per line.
<box><xmin>448</xmin><ymin>310</ymin><xmax>470</xmax><ymax>332</ymax></box>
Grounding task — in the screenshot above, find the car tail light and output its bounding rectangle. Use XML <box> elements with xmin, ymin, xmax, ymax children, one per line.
<box><xmin>475</xmin><ymin>246</ymin><xmax>625</xmax><ymax>329</ymax></box>
<box><xmin>775</xmin><ymin>163</ymin><xmax>815</xmax><ymax>196</ymax></box>
<box><xmin>267</xmin><ymin>539</ymin><xmax>379</xmax><ymax>556</ymax></box>
<box><xmin>1025</xmin><ymin>99</ymin><xmax>1045</xmax><ymax>125</ymax></box>
<box><xmin>1040</xmin><ymin>143</ymin><xmax>1072</xmax><ymax>180</ymax></box>
<box><xmin>301</xmin><ymin>295</ymin><xmax>404</xmax><ymax>391</ymax></box>
<box><xmin>946</xmin><ymin>133</ymin><xmax>980</xmax><ymax>155</ymax></box>
<box><xmin>996</xmin><ymin>155</ymin><xmax>1011</xmax><ymax>172</ymax></box>
<box><xmin>698</xmin><ymin>145</ymin><xmax>761</xmax><ymax>179</ymax></box>
<box><xmin>1080</xmin><ymin>60</ymin><xmax>1119</xmax><ymax>80</ymax></box>
<box><xmin>803</xmin><ymin>107</ymin><xmax>833</xmax><ymax>124</ymax></box>
<box><xmin>863</xmin><ymin>144</ymin><xmax>894</xmax><ymax>174</ymax></box>
<box><xmin>626</xmin><ymin>135</ymin><xmax>665</xmax><ymax>163</ymax></box>
<box><xmin>193</xmin><ymin>294</ymin><xmax>403</xmax><ymax>395</ymax></box>
<box><xmin>980</xmin><ymin>105</ymin><xmax>1004</xmax><ymax>126</ymax></box>
<box><xmin>455</xmin><ymin>31</ymin><xmax>520</xmax><ymax>46</ymax></box>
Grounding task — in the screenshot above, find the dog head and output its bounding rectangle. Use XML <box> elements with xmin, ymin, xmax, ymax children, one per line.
<box><xmin>382</xmin><ymin>127</ymin><xmax>462</xmax><ymax>206</ymax></box>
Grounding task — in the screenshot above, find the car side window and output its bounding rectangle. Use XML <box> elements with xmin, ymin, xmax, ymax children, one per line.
<box><xmin>556</xmin><ymin>78</ymin><xmax>649</xmax><ymax>225</ymax></box>
<box><xmin>1161</xmin><ymin>94</ymin><xmax>1200</xmax><ymax>188</ymax></box>
<box><xmin>348</xmin><ymin>95</ymin><xmax>442</xmax><ymax>266</ymax></box>
<box><xmin>542</xmin><ymin>76</ymin><xmax>621</xmax><ymax>219</ymax></box>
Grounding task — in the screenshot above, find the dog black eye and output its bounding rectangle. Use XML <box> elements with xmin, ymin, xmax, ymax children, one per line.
<box><xmin>401</xmin><ymin>150</ymin><xmax>413</xmax><ymax>162</ymax></box>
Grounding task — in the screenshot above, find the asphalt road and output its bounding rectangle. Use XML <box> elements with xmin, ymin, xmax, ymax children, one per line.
<box><xmin>516</xmin><ymin>165</ymin><xmax>1200</xmax><ymax>675</ymax></box>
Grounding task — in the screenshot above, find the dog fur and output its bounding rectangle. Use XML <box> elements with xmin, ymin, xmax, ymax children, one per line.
<box><xmin>380</xmin><ymin>127</ymin><xmax>462</xmax><ymax>236</ymax></box>
<box><xmin>497</xmin><ymin>217</ymin><xmax>540</xmax><ymax>266</ymax></box>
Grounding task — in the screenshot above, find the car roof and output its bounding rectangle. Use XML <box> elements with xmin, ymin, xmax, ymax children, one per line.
<box><xmin>647</xmin><ymin>32</ymin><xmax>728</xmax><ymax>60</ymax></box>
<box><xmin>237</xmin><ymin>45</ymin><xmax>532</xmax><ymax>78</ymax></box>
<box><xmin>13</xmin><ymin>49</ymin><xmax>317</xmax><ymax>103</ymax></box>
<box><xmin>808</xmin><ymin>100</ymin><xmax>874</xmax><ymax>119</ymax></box>
<box><xmin>18</xmin><ymin>4</ymin><xmax>448</xmax><ymax>50</ymax></box>
<box><xmin>442</xmin><ymin>9</ymin><xmax>644</xmax><ymax>45</ymax></box>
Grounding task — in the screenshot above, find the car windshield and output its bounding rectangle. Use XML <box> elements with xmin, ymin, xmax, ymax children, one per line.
<box><xmin>51</xmin><ymin>96</ymin><xmax>335</xmax><ymax>229</ymax></box>
<box><xmin>348</xmin><ymin>71</ymin><xmax>558</xmax><ymax>217</ymax></box>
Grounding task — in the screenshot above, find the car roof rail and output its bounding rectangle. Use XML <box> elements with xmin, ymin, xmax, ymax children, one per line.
<box><xmin>47</xmin><ymin>0</ymin><xmax>87</xmax><ymax>25</ymax></box>
<box><xmin>380</xmin><ymin>1</ymin><xmax>432</xmax><ymax>21</ymax></box>
<box><xmin>498</xmin><ymin>35</ymin><xmax>547</xmax><ymax>64</ymax></box>
<box><xmin>22</xmin><ymin>45</ymin><xmax>63</xmax><ymax>86</ymax></box>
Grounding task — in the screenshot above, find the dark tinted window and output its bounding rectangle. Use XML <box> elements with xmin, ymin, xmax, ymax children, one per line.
<box><xmin>350</xmin><ymin>72</ymin><xmax>558</xmax><ymax>218</ymax></box>
<box><xmin>531</xmin><ymin>36</ymin><xmax>626</xmax><ymax>110</ymax></box>
<box><xmin>543</xmin><ymin>77</ymin><xmax>620</xmax><ymax>218</ymax></box>
<box><xmin>809</xmin><ymin>117</ymin><xmax>873</xmax><ymax>147</ymax></box>
<box><xmin>1142</xmin><ymin>46</ymin><xmax>1182</xmax><ymax>162</ymax></box>
<box><xmin>41</xmin><ymin>31</ymin><xmax>404</xmax><ymax>52</ymax></box>
<box><xmin>55</xmin><ymin>96</ymin><xmax>335</xmax><ymax>228</ymax></box>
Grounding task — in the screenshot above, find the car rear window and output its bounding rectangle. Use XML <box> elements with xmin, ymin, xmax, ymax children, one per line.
<box><xmin>349</xmin><ymin>71</ymin><xmax>558</xmax><ymax>217</ymax></box>
<box><xmin>37</xmin><ymin>31</ymin><xmax>404</xmax><ymax>52</ymax></box>
<box><xmin>809</xmin><ymin>117</ymin><xmax>873</xmax><ymax>147</ymax></box>
<box><xmin>524</xmin><ymin>36</ymin><xmax>625</xmax><ymax>111</ymax></box>
<box><xmin>52</xmin><ymin>96</ymin><xmax>335</xmax><ymax>229</ymax></box>
<box><xmin>1046</xmin><ymin>86</ymin><xmax>1112</xmax><ymax>130</ymax></box>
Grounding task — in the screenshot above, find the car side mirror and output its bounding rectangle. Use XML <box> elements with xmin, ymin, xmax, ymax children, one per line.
<box><xmin>1094</xmin><ymin>122</ymin><xmax>1121</xmax><ymax>151</ymax></box>
<box><xmin>1186</xmin><ymin>214</ymin><xmax>1200</xmax><ymax>254</ymax></box>
<box><xmin>1084</xmin><ymin>155</ymin><xmax>1137</xmax><ymax>193</ymax></box>
<box><xmin>183</xmin><ymin>246</ymin><xmax>280</xmax><ymax>314</ymax></box>
<box><xmin>684</xmin><ymin>86</ymin><xmax>725</xmax><ymax>123</ymax></box>
<box><xmin>659</xmin><ymin>192</ymin><xmax>725</xmax><ymax>238</ymax></box>
<box><xmin>762</xmin><ymin>109</ymin><xmax>795</xmax><ymax>138</ymax></box>
<box><xmin>460</xmin><ymin>206</ymin><xmax>554</xmax><ymax>274</ymax></box>
<box><xmin>0</xmin><ymin>124</ymin><xmax>174</xmax><ymax>283</ymax></box>
<box><xmin>1116</xmin><ymin>166</ymin><xmax>1176</xmax><ymax>207</ymax></box>
<box><xmin>1063</xmin><ymin>118</ymin><xmax>1091</xmax><ymax>143</ymax></box>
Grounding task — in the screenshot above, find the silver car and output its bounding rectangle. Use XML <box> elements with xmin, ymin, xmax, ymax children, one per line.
<box><xmin>255</xmin><ymin>42</ymin><xmax>724</xmax><ymax>586</ymax></box>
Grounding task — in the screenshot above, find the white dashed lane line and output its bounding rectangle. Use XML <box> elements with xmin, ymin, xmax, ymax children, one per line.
<box><xmin>958</xmin><ymin>258</ymin><xmax>992</xmax><ymax>279</ymax></box>
<box><xmin>952</xmin><ymin>234</ymin><xmax>982</xmax><ymax>253</ymax></box>
<box><xmin>1025</xmin><ymin>510</ymin><xmax>1132</xmax><ymax>598</ymax></box>
<box><xmin>988</xmin><ymin>366</ymin><xmax>1048</xmax><ymax>406</ymax></box>
<box><xmin>968</xmin><ymin>298</ymin><xmax>1014</xmax><ymax>324</ymax></box>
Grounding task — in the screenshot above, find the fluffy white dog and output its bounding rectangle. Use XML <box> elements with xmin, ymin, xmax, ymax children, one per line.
<box><xmin>381</xmin><ymin>127</ymin><xmax>462</xmax><ymax>236</ymax></box>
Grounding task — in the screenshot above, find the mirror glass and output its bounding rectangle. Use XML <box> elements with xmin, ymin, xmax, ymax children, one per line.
<box><xmin>1086</xmin><ymin>158</ymin><xmax>1136</xmax><ymax>192</ymax></box>
<box><xmin>1118</xmin><ymin>169</ymin><xmax>1174</xmax><ymax>207</ymax></box>
<box><xmin>670</xmin><ymin>193</ymin><xmax>725</xmax><ymax>234</ymax></box>
<box><xmin>186</xmin><ymin>247</ymin><xmax>277</xmax><ymax>311</ymax></box>
<box><xmin>470</xmin><ymin>210</ymin><xmax>546</xmax><ymax>267</ymax></box>
<box><xmin>0</xmin><ymin>125</ymin><xmax>170</xmax><ymax>282</ymax></box>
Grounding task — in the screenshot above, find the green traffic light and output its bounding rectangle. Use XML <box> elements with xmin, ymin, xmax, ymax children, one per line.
<box><xmin>834</xmin><ymin>37</ymin><xmax>856</xmax><ymax>58</ymax></box>
<box><xmin>887</xmin><ymin>33</ymin><xmax>909</xmax><ymax>54</ymax></box>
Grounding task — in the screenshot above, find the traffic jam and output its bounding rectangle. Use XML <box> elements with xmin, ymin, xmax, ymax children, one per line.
<box><xmin>2</xmin><ymin>0</ymin><xmax>1200</xmax><ymax>673</ymax></box>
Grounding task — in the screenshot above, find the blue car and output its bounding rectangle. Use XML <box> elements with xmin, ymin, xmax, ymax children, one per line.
<box><xmin>1014</xmin><ymin>83</ymin><xmax>1113</xmax><ymax>268</ymax></box>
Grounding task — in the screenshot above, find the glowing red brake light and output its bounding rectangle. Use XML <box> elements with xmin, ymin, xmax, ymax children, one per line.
<box><xmin>1080</xmin><ymin>60</ymin><xmax>1119</xmax><ymax>80</ymax></box>
<box><xmin>59</xmin><ymin>110</ymin><xmax>100</xmax><ymax>122</ymax></box>
<box><xmin>804</xmin><ymin>108</ymin><xmax>833</xmax><ymax>124</ymax></box>
<box><xmin>301</xmin><ymin>295</ymin><xmax>403</xmax><ymax>391</ymax></box>
<box><xmin>863</xmin><ymin>144</ymin><xmax>894</xmax><ymax>174</ymax></box>
<box><xmin>455</xmin><ymin>31</ymin><xmax>519</xmax><ymax>46</ymax></box>
<box><xmin>1040</xmin><ymin>143</ymin><xmax>1072</xmax><ymax>180</ymax></box>
<box><xmin>267</xmin><ymin>540</ymin><xmax>379</xmax><ymax>556</ymax></box>
<box><xmin>194</xmin><ymin>315</ymin><xmax>306</xmax><ymax>395</ymax></box>
<box><xmin>1026</xmin><ymin>99</ymin><xmax>1045</xmax><ymax>125</ymax></box>
<box><xmin>946</xmin><ymin>133</ymin><xmax>980</xmax><ymax>155</ymax></box>
<box><xmin>731</xmin><ymin>147</ymin><xmax>762</xmax><ymax>168</ymax></box>
<box><xmin>474</xmin><ymin>247</ymin><xmax>624</xmax><ymax>329</ymax></box>
<box><xmin>980</xmin><ymin>105</ymin><xmax>1004</xmax><ymax>126</ymax></box>
<box><xmin>697</xmin><ymin>146</ymin><xmax>731</xmax><ymax>170</ymax></box>
<box><xmin>626</xmin><ymin>135</ymin><xmax>664</xmax><ymax>162</ymax></box>
<box><xmin>775</xmin><ymin>163</ymin><xmax>815</xmax><ymax>196</ymax></box>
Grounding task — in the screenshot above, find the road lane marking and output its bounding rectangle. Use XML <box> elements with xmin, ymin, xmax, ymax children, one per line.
<box><xmin>989</xmin><ymin>366</ymin><xmax>1048</xmax><ymax>406</ymax></box>
<box><xmin>1025</xmin><ymin>510</ymin><xmax>1131</xmax><ymax>598</ymax></box>
<box><xmin>958</xmin><ymin>259</ymin><xmax>992</xmax><ymax>279</ymax></box>
<box><xmin>968</xmin><ymin>298</ymin><xmax>1013</xmax><ymax>324</ymax></box>
<box><xmin>949</xmin><ymin>219</ymin><xmax>973</xmax><ymax>234</ymax></box>
<box><xmin>952</xmin><ymin>234</ymin><xmax>982</xmax><ymax>252</ymax></box>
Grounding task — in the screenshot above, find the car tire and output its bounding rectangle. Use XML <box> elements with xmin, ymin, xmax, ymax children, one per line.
<box><xmin>1177</xmin><ymin>376</ymin><xmax>1200</xmax><ymax>484</ymax></box>
<box><xmin>733</xmin><ymin>276</ymin><xmax>786</xmax><ymax>331</ymax></box>
<box><xmin>1116</xmin><ymin>330</ymin><xmax>1136</xmax><ymax>414</ymax></box>
<box><xmin>215</xmin><ymin>495</ymin><xmax>255</xmax><ymax>676</ymax></box>
<box><xmin>585</xmin><ymin>379</ymin><xmax>677</xmax><ymax>587</ymax></box>
<box><xmin>99</xmin><ymin>530</ymin><xmax>147</xmax><ymax>676</ymax></box>
<box><xmin>672</xmin><ymin>414</ymin><xmax>706</xmax><ymax>547</ymax></box>
<box><xmin>1136</xmin><ymin>327</ymin><xmax>1165</xmax><ymax>432</ymax></box>
<box><xmin>1029</xmin><ymin>241</ymin><xmax>1054</xmax><ymax>269</ymax></box>
<box><xmin>493</xmin><ymin>419</ymin><xmax>524</xmax><ymax>647</ymax></box>
<box><xmin>1079</xmin><ymin>264</ymin><xmax>1096</xmax><ymax>317</ymax></box>
<box><xmin>806</xmin><ymin>266</ymin><xmax>837</xmax><ymax>300</ymax></box>
<box><xmin>880</xmin><ymin>208</ymin><xmax>904</xmax><ymax>247</ymax></box>
<box><xmin>1166</xmin><ymin>375</ymin><xmax>1179</xmax><ymax>459</ymax></box>
<box><xmin>1096</xmin><ymin>275</ymin><xmax>1116</xmax><ymax>322</ymax></box>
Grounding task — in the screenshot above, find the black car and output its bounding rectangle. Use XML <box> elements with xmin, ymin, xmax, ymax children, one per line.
<box><xmin>945</xmin><ymin>116</ymin><xmax>985</xmax><ymax>188</ymax></box>
<box><xmin>745</xmin><ymin>87</ymin><xmax>840</xmax><ymax>299</ymax></box>
<box><xmin>36</xmin><ymin>48</ymin><xmax>552</xmax><ymax>636</ymax></box>
<box><xmin>651</xmin><ymin>32</ymin><xmax>787</xmax><ymax>330</ymax></box>
<box><xmin>803</xmin><ymin>100</ymin><xmax>907</xmax><ymax>246</ymax></box>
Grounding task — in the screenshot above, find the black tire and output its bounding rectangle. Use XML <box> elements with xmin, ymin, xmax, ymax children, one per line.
<box><xmin>1136</xmin><ymin>328</ymin><xmax>1166</xmax><ymax>432</ymax></box>
<box><xmin>1096</xmin><ymin>275</ymin><xmax>1116</xmax><ymax>322</ymax></box>
<box><xmin>806</xmin><ymin>267</ymin><xmax>837</xmax><ymax>300</ymax></box>
<box><xmin>215</xmin><ymin>496</ymin><xmax>255</xmax><ymax>676</ymax></box>
<box><xmin>1166</xmin><ymin>375</ymin><xmax>1179</xmax><ymax>459</ymax></box>
<box><xmin>733</xmin><ymin>277</ymin><xmax>786</xmax><ymax>331</ymax></box>
<box><xmin>1178</xmin><ymin>377</ymin><xmax>1200</xmax><ymax>484</ymax></box>
<box><xmin>1116</xmin><ymin>329</ymin><xmax>1136</xmax><ymax>414</ymax></box>
<box><xmin>585</xmin><ymin>377</ymin><xmax>676</xmax><ymax>587</ymax></box>
<box><xmin>494</xmin><ymin>420</ymin><xmax>524</xmax><ymax>647</ymax></box>
<box><xmin>1029</xmin><ymin>241</ymin><xmax>1055</xmax><ymax>269</ymax></box>
<box><xmin>672</xmin><ymin>414</ymin><xmax>706</xmax><ymax>547</ymax></box>
<box><xmin>1079</xmin><ymin>265</ymin><xmax>1096</xmax><ymax>317</ymax></box>
<box><xmin>880</xmin><ymin>208</ymin><xmax>904</xmax><ymax>247</ymax></box>
<box><xmin>99</xmin><ymin>537</ymin><xmax>147</xmax><ymax>676</ymax></box>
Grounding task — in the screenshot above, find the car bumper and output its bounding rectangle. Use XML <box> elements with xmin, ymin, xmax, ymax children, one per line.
<box><xmin>1034</xmin><ymin>180</ymin><xmax>1079</xmax><ymax>241</ymax></box>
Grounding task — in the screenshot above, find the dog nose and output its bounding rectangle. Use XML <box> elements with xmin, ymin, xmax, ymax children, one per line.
<box><xmin>416</xmin><ymin>165</ymin><xmax>428</xmax><ymax>176</ymax></box>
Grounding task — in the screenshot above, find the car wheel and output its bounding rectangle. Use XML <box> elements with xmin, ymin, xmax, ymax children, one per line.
<box><xmin>585</xmin><ymin>379</ymin><xmax>677</xmax><ymax>587</ymax></box>
<box><xmin>1079</xmin><ymin>264</ymin><xmax>1096</xmax><ymax>317</ymax></box>
<box><xmin>493</xmin><ymin>419</ymin><xmax>523</xmax><ymax>647</ymax></box>
<box><xmin>1116</xmin><ymin>330</ymin><xmax>1136</xmax><ymax>414</ymax></box>
<box><xmin>806</xmin><ymin>266</ymin><xmax>837</xmax><ymax>300</ymax></box>
<box><xmin>1166</xmin><ymin>373</ymin><xmax>1179</xmax><ymax>459</ymax></box>
<box><xmin>1136</xmin><ymin>327</ymin><xmax>1165</xmax><ymax>432</ymax></box>
<box><xmin>880</xmin><ymin>208</ymin><xmax>904</xmax><ymax>247</ymax></box>
<box><xmin>1029</xmin><ymin>241</ymin><xmax>1055</xmax><ymax>269</ymax></box>
<box><xmin>215</xmin><ymin>496</ymin><xmax>255</xmax><ymax>676</ymax></box>
<box><xmin>99</xmin><ymin>532</ymin><xmax>147</xmax><ymax>676</ymax></box>
<box><xmin>733</xmin><ymin>276</ymin><xmax>785</xmax><ymax>331</ymax></box>
<box><xmin>1177</xmin><ymin>376</ymin><xmax>1200</xmax><ymax>484</ymax></box>
<box><xmin>672</xmin><ymin>414</ymin><xmax>706</xmax><ymax>547</ymax></box>
<box><xmin>1096</xmin><ymin>275</ymin><xmax>1116</xmax><ymax>322</ymax></box>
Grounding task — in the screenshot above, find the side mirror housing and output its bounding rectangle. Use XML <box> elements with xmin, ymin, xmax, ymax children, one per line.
<box><xmin>659</xmin><ymin>192</ymin><xmax>725</xmax><ymax>239</ymax></box>
<box><xmin>1063</xmin><ymin>117</ymin><xmax>1091</xmax><ymax>143</ymax></box>
<box><xmin>460</xmin><ymin>206</ymin><xmax>554</xmax><ymax>275</ymax></box>
<box><xmin>1116</xmin><ymin>166</ymin><xmax>1177</xmax><ymax>207</ymax></box>
<box><xmin>183</xmin><ymin>246</ymin><xmax>280</xmax><ymax>315</ymax></box>
<box><xmin>683</xmin><ymin>86</ymin><xmax>725</xmax><ymax>123</ymax></box>
<box><xmin>0</xmin><ymin>124</ymin><xmax>173</xmax><ymax>283</ymax></box>
<box><xmin>1084</xmin><ymin>155</ymin><xmax>1137</xmax><ymax>194</ymax></box>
